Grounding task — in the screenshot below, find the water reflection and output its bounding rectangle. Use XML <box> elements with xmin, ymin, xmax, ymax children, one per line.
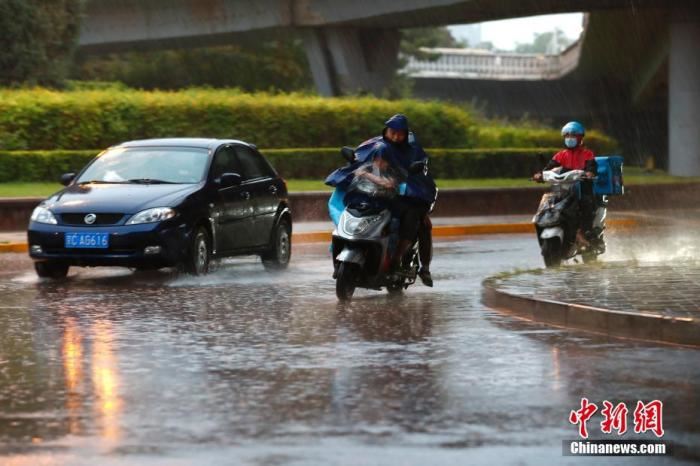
<box><xmin>485</xmin><ymin>314</ymin><xmax>700</xmax><ymax>458</ymax></box>
<box><xmin>326</xmin><ymin>296</ymin><xmax>443</xmax><ymax>434</ymax></box>
<box><xmin>337</xmin><ymin>294</ymin><xmax>434</xmax><ymax>342</ymax></box>
<box><xmin>550</xmin><ymin>346</ymin><xmax>562</xmax><ymax>392</ymax></box>
<box><xmin>91</xmin><ymin>320</ymin><xmax>121</xmax><ymax>442</ymax></box>
<box><xmin>198</xmin><ymin>293</ymin><xmax>443</xmax><ymax>437</ymax></box>
<box><xmin>62</xmin><ymin>318</ymin><xmax>84</xmax><ymax>435</ymax></box>
<box><xmin>0</xmin><ymin>300</ymin><xmax>124</xmax><ymax>447</ymax></box>
<box><xmin>1</xmin><ymin>238</ymin><xmax>699</xmax><ymax>463</ymax></box>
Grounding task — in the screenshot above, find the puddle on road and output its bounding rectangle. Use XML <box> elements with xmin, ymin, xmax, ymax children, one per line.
<box><xmin>1</xmin><ymin>235</ymin><xmax>699</xmax><ymax>465</ymax></box>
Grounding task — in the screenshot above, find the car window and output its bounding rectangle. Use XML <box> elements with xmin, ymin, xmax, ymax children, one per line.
<box><xmin>210</xmin><ymin>146</ymin><xmax>241</xmax><ymax>179</ymax></box>
<box><xmin>77</xmin><ymin>147</ymin><xmax>209</xmax><ymax>184</ymax></box>
<box><xmin>234</xmin><ymin>145</ymin><xmax>274</xmax><ymax>180</ymax></box>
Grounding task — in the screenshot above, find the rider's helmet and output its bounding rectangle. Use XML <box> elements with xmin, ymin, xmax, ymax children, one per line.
<box><xmin>383</xmin><ymin>114</ymin><xmax>409</xmax><ymax>146</ymax></box>
<box><xmin>384</xmin><ymin>114</ymin><xmax>409</xmax><ymax>132</ymax></box>
<box><xmin>561</xmin><ymin>121</ymin><xmax>585</xmax><ymax>148</ymax></box>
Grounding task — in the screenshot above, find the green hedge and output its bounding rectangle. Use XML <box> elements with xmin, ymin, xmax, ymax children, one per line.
<box><xmin>0</xmin><ymin>150</ymin><xmax>97</xmax><ymax>182</ymax></box>
<box><xmin>0</xmin><ymin>147</ymin><xmax>582</xmax><ymax>182</ymax></box>
<box><xmin>0</xmin><ymin>88</ymin><xmax>473</xmax><ymax>150</ymax></box>
<box><xmin>475</xmin><ymin>125</ymin><xmax>616</xmax><ymax>154</ymax></box>
<box><xmin>0</xmin><ymin>88</ymin><xmax>619</xmax><ymax>152</ymax></box>
<box><xmin>265</xmin><ymin>147</ymin><xmax>563</xmax><ymax>179</ymax></box>
<box><xmin>428</xmin><ymin>148</ymin><xmax>561</xmax><ymax>178</ymax></box>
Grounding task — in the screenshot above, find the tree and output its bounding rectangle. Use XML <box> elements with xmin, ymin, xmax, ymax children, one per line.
<box><xmin>514</xmin><ymin>29</ymin><xmax>573</xmax><ymax>54</ymax></box>
<box><xmin>476</xmin><ymin>41</ymin><xmax>496</xmax><ymax>51</ymax></box>
<box><xmin>400</xmin><ymin>26</ymin><xmax>466</xmax><ymax>61</ymax></box>
<box><xmin>0</xmin><ymin>0</ymin><xmax>84</xmax><ymax>86</ymax></box>
<box><xmin>73</xmin><ymin>39</ymin><xmax>313</xmax><ymax>92</ymax></box>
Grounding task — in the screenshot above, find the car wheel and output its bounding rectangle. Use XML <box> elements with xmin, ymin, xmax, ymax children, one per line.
<box><xmin>262</xmin><ymin>218</ymin><xmax>291</xmax><ymax>271</ymax></box>
<box><xmin>132</xmin><ymin>266</ymin><xmax>159</xmax><ymax>273</ymax></box>
<box><xmin>184</xmin><ymin>226</ymin><xmax>210</xmax><ymax>275</ymax></box>
<box><xmin>34</xmin><ymin>261</ymin><xmax>69</xmax><ymax>279</ymax></box>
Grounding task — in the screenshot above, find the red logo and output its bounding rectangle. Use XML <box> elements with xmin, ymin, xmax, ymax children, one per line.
<box><xmin>600</xmin><ymin>401</ymin><xmax>628</xmax><ymax>435</ymax></box>
<box><xmin>569</xmin><ymin>398</ymin><xmax>598</xmax><ymax>439</ymax></box>
<box><xmin>570</xmin><ymin>399</ymin><xmax>664</xmax><ymax>439</ymax></box>
<box><xmin>633</xmin><ymin>400</ymin><xmax>664</xmax><ymax>438</ymax></box>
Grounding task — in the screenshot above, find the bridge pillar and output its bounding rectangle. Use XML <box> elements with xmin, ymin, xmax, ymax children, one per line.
<box><xmin>302</xmin><ymin>27</ymin><xmax>400</xmax><ymax>96</ymax></box>
<box><xmin>669</xmin><ymin>7</ymin><xmax>700</xmax><ymax>176</ymax></box>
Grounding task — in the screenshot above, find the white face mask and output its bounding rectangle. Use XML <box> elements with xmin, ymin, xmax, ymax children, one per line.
<box><xmin>564</xmin><ymin>137</ymin><xmax>578</xmax><ymax>148</ymax></box>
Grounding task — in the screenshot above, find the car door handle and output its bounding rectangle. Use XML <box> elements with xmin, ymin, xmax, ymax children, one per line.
<box><xmin>240</xmin><ymin>191</ymin><xmax>251</xmax><ymax>200</ymax></box>
<box><xmin>268</xmin><ymin>185</ymin><xmax>278</xmax><ymax>195</ymax></box>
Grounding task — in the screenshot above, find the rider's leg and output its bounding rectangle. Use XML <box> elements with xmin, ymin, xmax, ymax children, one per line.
<box><xmin>579</xmin><ymin>181</ymin><xmax>595</xmax><ymax>235</ymax></box>
<box><xmin>391</xmin><ymin>202</ymin><xmax>420</xmax><ymax>271</ymax></box>
<box><xmin>418</xmin><ymin>214</ymin><xmax>432</xmax><ymax>268</ymax></box>
<box><xmin>417</xmin><ymin>214</ymin><xmax>433</xmax><ymax>287</ymax></box>
<box><xmin>392</xmin><ymin>239</ymin><xmax>414</xmax><ymax>270</ymax></box>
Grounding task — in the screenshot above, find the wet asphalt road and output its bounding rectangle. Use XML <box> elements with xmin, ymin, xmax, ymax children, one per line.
<box><xmin>0</xmin><ymin>233</ymin><xmax>699</xmax><ymax>465</ymax></box>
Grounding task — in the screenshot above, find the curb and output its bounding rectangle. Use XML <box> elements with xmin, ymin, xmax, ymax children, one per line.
<box><xmin>0</xmin><ymin>242</ymin><xmax>28</xmax><ymax>253</ymax></box>
<box><xmin>482</xmin><ymin>277</ymin><xmax>700</xmax><ymax>348</ymax></box>
<box><xmin>292</xmin><ymin>218</ymin><xmax>638</xmax><ymax>243</ymax></box>
<box><xmin>0</xmin><ymin>218</ymin><xmax>640</xmax><ymax>253</ymax></box>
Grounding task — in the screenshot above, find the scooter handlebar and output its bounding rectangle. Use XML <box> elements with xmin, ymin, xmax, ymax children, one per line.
<box><xmin>542</xmin><ymin>169</ymin><xmax>589</xmax><ymax>183</ymax></box>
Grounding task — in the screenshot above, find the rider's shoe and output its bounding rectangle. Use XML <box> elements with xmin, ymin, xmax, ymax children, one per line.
<box><xmin>576</xmin><ymin>230</ymin><xmax>591</xmax><ymax>248</ymax></box>
<box><xmin>418</xmin><ymin>268</ymin><xmax>433</xmax><ymax>287</ymax></box>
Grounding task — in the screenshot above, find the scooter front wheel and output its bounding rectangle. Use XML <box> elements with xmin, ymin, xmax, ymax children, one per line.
<box><xmin>387</xmin><ymin>282</ymin><xmax>404</xmax><ymax>295</ymax></box>
<box><xmin>542</xmin><ymin>237</ymin><xmax>562</xmax><ymax>268</ymax></box>
<box><xmin>336</xmin><ymin>262</ymin><xmax>357</xmax><ymax>301</ymax></box>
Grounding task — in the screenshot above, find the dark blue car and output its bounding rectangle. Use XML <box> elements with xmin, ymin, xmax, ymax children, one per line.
<box><xmin>28</xmin><ymin>138</ymin><xmax>292</xmax><ymax>278</ymax></box>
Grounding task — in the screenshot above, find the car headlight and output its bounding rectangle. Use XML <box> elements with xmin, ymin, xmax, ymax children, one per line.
<box><xmin>126</xmin><ymin>207</ymin><xmax>176</xmax><ymax>225</ymax></box>
<box><xmin>30</xmin><ymin>206</ymin><xmax>57</xmax><ymax>225</ymax></box>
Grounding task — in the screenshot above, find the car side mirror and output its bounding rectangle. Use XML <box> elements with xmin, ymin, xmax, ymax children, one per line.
<box><xmin>409</xmin><ymin>161</ymin><xmax>427</xmax><ymax>175</ymax></box>
<box><xmin>60</xmin><ymin>173</ymin><xmax>76</xmax><ymax>186</ymax></box>
<box><xmin>340</xmin><ymin>146</ymin><xmax>355</xmax><ymax>163</ymax></box>
<box><xmin>218</xmin><ymin>172</ymin><xmax>242</xmax><ymax>188</ymax></box>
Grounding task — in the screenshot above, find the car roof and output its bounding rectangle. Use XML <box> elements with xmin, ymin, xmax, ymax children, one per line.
<box><xmin>117</xmin><ymin>138</ymin><xmax>254</xmax><ymax>151</ymax></box>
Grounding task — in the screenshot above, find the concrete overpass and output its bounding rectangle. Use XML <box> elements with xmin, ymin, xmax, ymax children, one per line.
<box><xmin>407</xmin><ymin>7</ymin><xmax>699</xmax><ymax>175</ymax></box>
<box><xmin>78</xmin><ymin>0</ymin><xmax>700</xmax><ymax>174</ymax></box>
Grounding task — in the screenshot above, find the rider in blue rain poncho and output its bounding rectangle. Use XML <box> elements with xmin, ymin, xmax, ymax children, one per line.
<box><xmin>325</xmin><ymin>114</ymin><xmax>437</xmax><ymax>286</ymax></box>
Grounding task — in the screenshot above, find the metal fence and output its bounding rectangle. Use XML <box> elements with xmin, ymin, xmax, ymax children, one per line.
<box><xmin>402</xmin><ymin>43</ymin><xmax>582</xmax><ymax>80</ymax></box>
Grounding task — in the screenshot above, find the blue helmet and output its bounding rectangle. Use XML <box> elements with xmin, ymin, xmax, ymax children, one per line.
<box><xmin>384</xmin><ymin>114</ymin><xmax>409</xmax><ymax>132</ymax></box>
<box><xmin>561</xmin><ymin>121</ymin><xmax>585</xmax><ymax>136</ymax></box>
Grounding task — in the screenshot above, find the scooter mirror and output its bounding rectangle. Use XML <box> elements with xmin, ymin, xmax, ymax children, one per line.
<box><xmin>409</xmin><ymin>161</ymin><xmax>427</xmax><ymax>175</ymax></box>
<box><xmin>340</xmin><ymin>146</ymin><xmax>355</xmax><ymax>163</ymax></box>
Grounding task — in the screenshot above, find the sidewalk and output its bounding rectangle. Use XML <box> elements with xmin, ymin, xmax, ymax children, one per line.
<box><xmin>0</xmin><ymin>215</ymin><xmax>641</xmax><ymax>253</ymax></box>
<box><xmin>483</xmin><ymin>262</ymin><xmax>700</xmax><ymax>347</ymax></box>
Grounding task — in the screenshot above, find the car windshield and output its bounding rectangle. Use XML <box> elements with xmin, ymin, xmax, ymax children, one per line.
<box><xmin>76</xmin><ymin>147</ymin><xmax>209</xmax><ymax>184</ymax></box>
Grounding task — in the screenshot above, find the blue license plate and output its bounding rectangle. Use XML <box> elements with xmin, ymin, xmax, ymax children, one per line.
<box><xmin>64</xmin><ymin>232</ymin><xmax>109</xmax><ymax>249</ymax></box>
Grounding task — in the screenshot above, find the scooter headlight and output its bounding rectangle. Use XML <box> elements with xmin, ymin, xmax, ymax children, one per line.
<box><xmin>343</xmin><ymin>214</ymin><xmax>383</xmax><ymax>235</ymax></box>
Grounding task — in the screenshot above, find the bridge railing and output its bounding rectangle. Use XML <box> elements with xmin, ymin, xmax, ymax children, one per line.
<box><xmin>402</xmin><ymin>42</ymin><xmax>582</xmax><ymax>80</ymax></box>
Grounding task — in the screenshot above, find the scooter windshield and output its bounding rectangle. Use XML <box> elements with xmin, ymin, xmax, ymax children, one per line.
<box><xmin>348</xmin><ymin>161</ymin><xmax>399</xmax><ymax>199</ymax></box>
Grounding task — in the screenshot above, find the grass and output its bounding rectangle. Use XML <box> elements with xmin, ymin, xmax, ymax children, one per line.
<box><xmin>1</xmin><ymin>167</ymin><xmax>698</xmax><ymax>197</ymax></box>
<box><xmin>285</xmin><ymin>167</ymin><xmax>700</xmax><ymax>191</ymax></box>
<box><xmin>0</xmin><ymin>182</ymin><xmax>64</xmax><ymax>197</ymax></box>
<box><xmin>621</xmin><ymin>167</ymin><xmax>700</xmax><ymax>184</ymax></box>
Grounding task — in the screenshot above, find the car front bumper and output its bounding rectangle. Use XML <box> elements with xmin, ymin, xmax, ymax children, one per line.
<box><xmin>27</xmin><ymin>221</ymin><xmax>191</xmax><ymax>268</ymax></box>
